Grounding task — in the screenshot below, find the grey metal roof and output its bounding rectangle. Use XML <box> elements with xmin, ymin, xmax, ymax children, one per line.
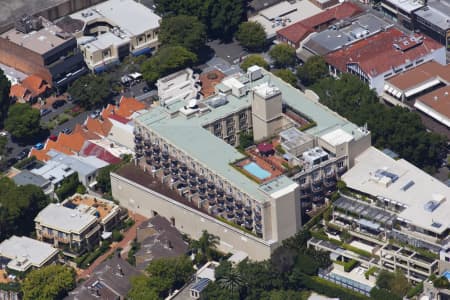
<box><xmin>415</xmin><ymin>0</ymin><xmax>450</xmax><ymax>31</ymax></box>
<box><xmin>191</xmin><ymin>278</ymin><xmax>211</xmax><ymax>293</ymax></box>
<box><xmin>12</xmin><ymin>170</ymin><xmax>49</xmax><ymax>188</ymax></box>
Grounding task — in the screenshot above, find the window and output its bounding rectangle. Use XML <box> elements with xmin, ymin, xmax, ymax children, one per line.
<box><xmin>300</xmin><ymin>177</ymin><xmax>306</xmax><ymax>184</ymax></box>
<box><xmin>338</xmin><ymin>161</ymin><xmax>344</xmax><ymax>168</ymax></box>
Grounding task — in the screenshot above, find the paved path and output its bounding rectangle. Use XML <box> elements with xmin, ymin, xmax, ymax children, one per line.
<box><xmin>77</xmin><ymin>212</ymin><xmax>147</xmax><ymax>279</ymax></box>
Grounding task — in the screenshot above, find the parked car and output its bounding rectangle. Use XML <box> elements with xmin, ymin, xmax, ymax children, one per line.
<box><xmin>142</xmin><ymin>86</ymin><xmax>150</xmax><ymax>93</ymax></box>
<box><xmin>34</xmin><ymin>143</ymin><xmax>44</xmax><ymax>150</ymax></box>
<box><xmin>61</xmin><ymin>128</ymin><xmax>72</xmax><ymax>135</ymax></box>
<box><xmin>49</xmin><ymin>134</ymin><xmax>58</xmax><ymax>142</ymax></box>
<box><xmin>40</xmin><ymin>108</ymin><xmax>52</xmax><ymax>116</ymax></box>
<box><xmin>0</xmin><ymin>131</ymin><xmax>7</xmax><ymax>137</ymax></box>
<box><xmin>52</xmin><ymin>99</ymin><xmax>66</xmax><ymax>109</ymax></box>
<box><xmin>90</xmin><ymin>110</ymin><xmax>101</xmax><ymax>119</ymax></box>
<box><xmin>17</xmin><ymin>148</ymin><xmax>29</xmax><ymax>161</ymax></box>
<box><xmin>7</xmin><ymin>157</ymin><xmax>18</xmax><ymax>167</ymax></box>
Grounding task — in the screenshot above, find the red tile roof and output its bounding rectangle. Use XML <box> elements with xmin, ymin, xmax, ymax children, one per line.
<box><xmin>199</xmin><ymin>70</ymin><xmax>226</xmax><ymax>98</ymax></box>
<box><xmin>108</xmin><ymin>114</ymin><xmax>130</xmax><ymax>124</ymax></box>
<box><xmin>9</xmin><ymin>84</ymin><xmax>31</xmax><ymax>102</ymax></box>
<box><xmin>325</xmin><ymin>28</ymin><xmax>444</xmax><ymax>78</ymax></box>
<box><xmin>21</xmin><ymin>75</ymin><xmax>50</xmax><ymax>98</ymax></box>
<box><xmin>85</xmin><ymin>117</ymin><xmax>113</xmax><ymax>137</ymax></box>
<box><xmin>116</xmin><ymin>96</ymin><xmax>146</xmax><ymax>118</ymax></box>
<box><xmin>277</xmin><ymin>2</ymin><xmax>363</xmax><ymax>44</ymax></box>
<box><xmin>81</xmin><ymin>142</ymin><xmax>122</xmax><ymax>164</ymax></box>
<box><xmin>416</xmin><ymin>86</ymin><xmax>450</xmax><ymax>119</ymax></box>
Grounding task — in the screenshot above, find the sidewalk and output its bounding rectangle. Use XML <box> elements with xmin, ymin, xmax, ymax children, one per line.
<box><xmin>77</xmin><ymin>212</ymin><xmax>147</xmax><ymax>279</ymax></box>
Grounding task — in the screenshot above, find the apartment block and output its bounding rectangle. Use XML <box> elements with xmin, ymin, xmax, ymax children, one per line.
<box><xmin>60</xmin><ymin>0</ymin><xmax>161</xmax><ymax>72</ymax></box>
<box><xmin>34</xmin><ymin>194</ymin><xmax>120</xmax><ymax>257</ymax></box>
<box><xmin>414</xmin><ymin>0</ymin><xmax>450</xmax><ymax>51</ymax></box>
<box><xmin>0</xmin><ymin>15</ymin><xmax>87</xmax><ymax>90</ymax></box>
<box><xmin>111</xmin><ymin>66</ymin><xmax>371</xmax><ymax>260</ymax></box>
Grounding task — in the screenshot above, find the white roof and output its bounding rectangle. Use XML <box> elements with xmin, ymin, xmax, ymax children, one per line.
<box><xmin>320</xmin><ymin>128</ymin><xmax>354</xmax><ymax>146</ymax></box>
<box><xmin>35</xmin><ymin>203</ymin><xmax>98</xmax><ymax>234</ymax></box>
<box><xmin>0</xmin><ymin>236</ymin><xmax>58</xmax><ymax>269</ymax></box>
<box><xmin>342</xmin><ymin>146</ymin><xmax>450</xmax><ymax>234</ymax></box>
<box><xmin>71</xmin><ymin>0</ymin><xmax>161</xmax><ymax>36</ymax></box>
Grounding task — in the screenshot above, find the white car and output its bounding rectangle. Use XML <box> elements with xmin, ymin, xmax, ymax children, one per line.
<box><xmin>0</xmin><ymin>131</ymin><xmax>7</xmax><ymax>137</ymax></box>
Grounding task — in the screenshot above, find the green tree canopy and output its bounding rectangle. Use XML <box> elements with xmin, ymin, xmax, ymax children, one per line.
<box><xmin>159</xmin><ymin>15</ymin><xmax>206</xmax><ymax>52</ymax></box>
<box><xmin>4</xmin><ymin>104</ymin><xmax>41</xmax><ymax>140</ymax></box>
<box><xmin>297</xmin><ymin>56</ymin><xmax>328</xmax><ymax>86</ymax></box>
<box><xmin>241</xmin><ymin>55</ymin><xmax>269</xmax><ymax>72</ymax></box>
<box><xmin>128</xmin><ymin>256</ymin><xmax>194</xmax><ymax>299</ymax></box>
<box><xmin>375</xmin><ymin>270</ymin><xmax>410</xmax><ymax>298</ymax></box>
<box><xmin>0</xmin><ymin>69</ymin><xmax>11</xmax><ymax>128</ymax></box>
<box><xmin>22</xmin><ymin>265</ymin><xmax>75</xmax><ymax>300</ymax></box>
<box><xmin>55</xmin><ymin>173</ymin><xmax>83</xmax><ymax>200</ymax></box>
<box><xmin>313</xmin><ymin>74</ymin><xmax>447</xmax><ymax>171</ymax></box>
<box><xmin>0</xmin><ymin>177</ymin><xmax>49</xmax><ymax>240</ymax></box>
<box><xmin>269</xmin><ymin>44</ymin><xmax>296</xmax><ymax>68</ymax></box>
<box><xmin>273</xmin><ymin>69</ymin><xmax>297</xmax><ymax>86</ymax></box>
<box><xmin>68</xmin><ymin>74</ymin><xmax>111</xmax><ymax>109</ymax></box>
<box><xmin>235</xmin><ymin>21</ymin><xmax>267</xmax><ymax>51</ymax></box>
<box><xmin>142</xmin><ymin>46</ymin><xmax>197</xmax><ymax>85</ymax></box>
<box><xmin>154</xmin><ymin>0</ymin><xmax>245</xmax><ymax>40</ymax></box>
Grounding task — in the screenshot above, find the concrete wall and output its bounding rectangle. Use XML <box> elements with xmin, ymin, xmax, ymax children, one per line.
<box><xmin>111</xmin><ymin>172</ymin><xmax>276</xmax><ymax>261</ymax></box>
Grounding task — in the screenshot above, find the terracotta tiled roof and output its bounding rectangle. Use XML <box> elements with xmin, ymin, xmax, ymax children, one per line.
<box><xmin>199</xmin><ymin>70</ymin><xmax>226</xmax><ymax>98</ymax></box>
<box><xmin>108</xmin><ymin>114</ymin><xmax>130</xmax><ymax>124</ymax></box>
<box><xmin>21</xmin><ymin>75</ymin><xmax>50</xmax><ymax>97</ymax></box>
<box><xmin>387</xmin><ymin>61</ymin><xmax>450</xmax><ymax>91</ymax></box>
<box><xmin>325</xmin><ymin>28</ymin><xmax>444</xmax><ymax>78</ymax></box>
<box><xmin>85</xmin><ymin>117</ymin><xmax>113</xmax><ymax>137</ymax></box>
<box><xmin>277</xmin><ymin>2</ymin><xmax>363</xmax><ymax>44</ymax></box>
<box><xmin>29</xmin><ymin>148</ymin><xmax>51</xmax><ymax>161</ymax></box>
<box><xmin>9</xmin><ymin>84</ymin><xmax>31</xmax><ymax>101</ymax></box>
<box><xmin>116</xmin><ymin>96</ymin><xmax>146</xmax><ymax>118</ymax></box>
<box><xmin>416</xmin><ymin>86</ymin><xmax>450</xmax><ymax>119</ymax></box>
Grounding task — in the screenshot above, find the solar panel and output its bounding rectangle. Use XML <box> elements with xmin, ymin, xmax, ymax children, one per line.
<box><xmin>401</xmin><ymin>180</ymin><xmax>415</xmax><ymax>191</ymax></box>
<box><xmin>424</xmin><ymin>200</ymin><xmax>440</xmax><ymax>212</ymax></box>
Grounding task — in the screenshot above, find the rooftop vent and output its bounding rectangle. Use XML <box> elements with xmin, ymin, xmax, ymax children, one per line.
<box><xmin>15</xmin><ymin>15</ymin><xmax>42</xmax><ymax>34</ymax></box>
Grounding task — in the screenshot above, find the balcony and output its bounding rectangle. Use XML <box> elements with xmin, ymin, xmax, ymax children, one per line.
<box><xmin>144</xmin><ymin>139</ymin><xmax>151</xmax><ymax>147</ymax></box>
<box><xmin>323</xmin><ymin>179</ymin><xmax>336</xmax><ymax>188</ymax></box>
<box><xmin>235</xmin><ymin>201</ymin><xmax>243</xmax><ymax>210</ymax></box>
<box><xmin>325</xmin><ymin>170</ymin><xmax>335</xmax><ymax>178</ymax></box>
<box><xmin>338</xmin><ymin>165</ymin><xmax>347</xmax><ymax>174</ymax></box>
<box><xmin>244</xmin><ymin>206</ymin><xmax>252</xmax><ymax>216</ymax></box>
<box><xmin>312</xmin><ymin>184</ymin><xmax>323</xmax><ymax>193</ymax></box>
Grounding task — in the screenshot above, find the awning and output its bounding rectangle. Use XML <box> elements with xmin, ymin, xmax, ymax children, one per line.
<box><xmin>404</xmin><ymin>78</ymin><xmax>441</xmax><ymax>98</ymax></box>
<box><xmin>384</xmin><ymin>84</ymin><xmax>390</xmax><ymax>91</ymax></box>
<box><xmin>395</xmin><ymin>91</ymin><xmax>402</xmax><ymax>99</ymax></box>
<box><xmin>357</xmin><ymin>219</ymin><xmax>380</xmax><ymax>231</ymax></box>
<box><xmin>101</xmin><ymin>231</ymin><xmax>112</xmax><ymax>239</ymax></box>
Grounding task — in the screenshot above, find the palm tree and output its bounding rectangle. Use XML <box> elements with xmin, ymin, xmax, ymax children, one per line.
<box><xmin>217</xmin><ymin>268</ymin><xmax>244</xmax><ymax>297</ymax></box>
<box><xmin>191</xmin><ymin>230</ymin><xmax>220</xmax><ymax>261</ymax></box>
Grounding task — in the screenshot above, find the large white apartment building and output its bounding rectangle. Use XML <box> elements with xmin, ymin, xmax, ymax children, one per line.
<box><xmin>111</xmin><ymin>67</ymin><xmax>371</xmax><ymax>260</ymax></box>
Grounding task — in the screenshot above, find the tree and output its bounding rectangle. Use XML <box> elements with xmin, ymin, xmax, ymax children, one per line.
<box><xmin>0</xmin><ymin>177</ymin><xmax>49</xmax><ymax>240</ymax></box>
<box><xmin>376</xmin><ymin>269</ymin><xmax>410</xmax><ymax>298</ymax></box>
<box><xmin>128</xmin><ymin>275</ymin><xmax>159</xmax><ymax>300</ymax></box>
<box><xmin>297</xmin><ymin>56</ymin><xmax>328</xmax><ymax>86</ymax></box>
<box><xmin>241</xmin><ymin>55</ymin><xmax>269</xmax><ymax>72</ymax></box>
<box><xmin>269</xmin><ymin>44</ymin><xmax>296</xmax><ymax>68</ymax></box>
<box><xmin>144</xmin><ymin>256</ymin><xmax>194</xmax><ymax>298</ymax></box>
<box><xmin>273</xmin><ymin>69</ymin><xmax>297</xmax><ymax>86</ymax></box>
<box><xmin>159</xmin><ymin>15</ymin><xmax>206</xmax><ymax>52</ymax></box>
<box><xmin>141</xmin><ymin>46</ymin><xmax>197</xmax><ymax>84</ymax></box>
<box><xmin>235</xmin><ymin>21</ymin><xmax>267</xmax><ymax>51</ymax></box>
<box><xmin>4</xmin><ymin>104</ymin><xmax>41</xmax><ymax>140</ymax></box>
<box><xmin>22</xmin><ymin>265</ymin><xmax>75</xmax><ymax>300</ymax></box>
<box><xmin>238</xmin><ymin>130</ymin><xmax>254</xmax><ymax>151</ymax></box>
<box><xmin>217</xmin><ymin>268</ymin><xmax>244</xmax><ymax>297</ymax></box>
<box><xmin>55</xmin><ymin>173</ymin><xmax>82</xmax><ymax>200</ymax></box>
<box><xmin>190</xmin><ymin>230</ymin><xmax>220</xmax><ymax>264</ymax></box>
<box><xmin>0</xmin><ymin>69</ymin><xmax>10</xmax><ymax>128</ymax></box>
<box><xmin>68</xmin><ymin>74</ymin><xmax>111</xmax><ymax>109</ymax></box>
<box><xmin>154</xmin><ymin>0</ymin><xmax>245</xmax><ymax>40</ymax></box>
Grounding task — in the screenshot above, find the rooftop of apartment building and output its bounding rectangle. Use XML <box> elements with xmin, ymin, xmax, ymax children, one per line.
<box><xmin>64</xmin><ymin>194</ymin><xmax>119</xmax><ymax>221</ymax></box>
<box><xmin>324</xmin><ymin>28</ymin><xmax>443</xmax><ymax>77</ymax></box>
<box><xmin>249</xmin><ymin>0</ymin><xmax>323</xmax><ymax>38</ymax></box>
<box><xmin>341</xmin><ymin>146</ymin><xmax>450</xmax><ymax>235</ymax></box>
<box><xmin>414</xmin><ymin>0</ymin><xmax>450</xmax><ymax>30</ymax></box>
<box><xmin>136</xmin><ymin>68</ymin><xmax>366</xmax><ymax>203</ymax></box>
<box><xmin>382</xmin><ymin>0</ymin><xmax>425</xmax><ymax>14</ymax></box>
<box><xmin>66</xmin><ymin>256</ymin><xmax>139</xmax><ymax>300</ymax></box>
<box><xmin>0</xmin><ymin>235</ymin><xmax>58</xmax><ymax>272</ymax></box>
<box><xmin>276</xmin><ymin>2</ymin><xmax>364</xmax><ymax>45</ymax></box>
<box><xmin>303</xmin><ymin>13</ymin><xmax>393</xmax><ymax>55</ymax></box>
<box><xmin>35</xmin><ymin>203</ymin><xmax>98</xmax><ymax>234</ymax></box>
<box><xmin>0</xmin><ymin>15</ymin><xmax>73</xmax><ymax>55</ymax></box>
<box><xmin>69</xmin><ymin>0</ymin><xmax>160</xmax><ymax>37</ymax></box>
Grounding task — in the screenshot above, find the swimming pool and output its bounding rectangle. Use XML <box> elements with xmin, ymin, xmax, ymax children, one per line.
<box><xmin>443</xmin><ymin>270</ymin><xmax>450</xmax><ymax>280</ymax></box>
<box><xmin>243</xmin><ymin>162</ymin><xmax>271</xmax><ymax>180</ymax></box>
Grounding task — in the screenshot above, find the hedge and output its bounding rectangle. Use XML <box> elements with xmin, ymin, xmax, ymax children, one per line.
<box><xmin>370</xmin><ymin>288</ymin><xmax>402</xmax><ymax>300</ymax></box>
<box><xmin>303</xmin><ymin>276</ymin><xmax>370</xmax><ymax>300</ymax></box>
<box><xmin>364</xmin><ymin>266</ymin><xmax>378</xmax><ymax>279</ymax></box>
<box><xmin>406</xmin><ymin>282</ymin><xmax>423</xmax><ymax>298</ymax></box>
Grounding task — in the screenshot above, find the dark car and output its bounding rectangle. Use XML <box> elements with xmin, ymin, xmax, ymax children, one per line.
<box><xmin>61</xmin><ymin>128</ymin><xmax>72</xmax><ymax>135</ymax></box>
<box><xmin>142</xmin><ymin>86</ymin><xmax>150</xmax><ymax>93</ymax></box>
<box><xmin>6</xmin><ymin>157</ymin><xmax>18</xmax><ymax>167</ymax></box>
<box><xmin>40</xmin><ymin>108</ymin><xmax>52</xmax><ymax>116</ymax></box>
<box><xmin>16</xmin><ymin>148</ymin><xmax>29</xmax><ymax>161</ymax></box>
<box><xmin>52</xmin><ymin>100</ymin><xmax>66</xmax><ymax>109</ymax></box>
